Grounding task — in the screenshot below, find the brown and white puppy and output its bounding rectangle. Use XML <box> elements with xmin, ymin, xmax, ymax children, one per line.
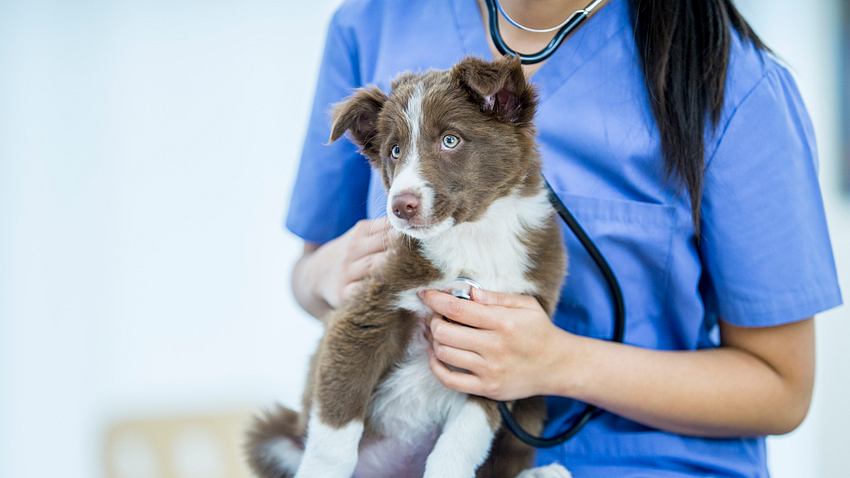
<box><xmin>246</xmin><ymin>56</ymin><xmax>568</xmax><ymax>478</ymax></box>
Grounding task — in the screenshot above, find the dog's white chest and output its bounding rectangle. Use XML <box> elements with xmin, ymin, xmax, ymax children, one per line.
<box><xmin>422</xmin><ymin>190</ymin><xmax>551</xmax><ymax>293</ymax></box>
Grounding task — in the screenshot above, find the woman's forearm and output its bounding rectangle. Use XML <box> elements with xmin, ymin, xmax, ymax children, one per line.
<box><xmin>549</xmin><ymin>323</ymin><xmax>814</xmax><ymax>437</ymax></box>
<box><xmin>420</xmin><ymin>290</ymin><xmax>815</xmax><ymax>437</ymax></box>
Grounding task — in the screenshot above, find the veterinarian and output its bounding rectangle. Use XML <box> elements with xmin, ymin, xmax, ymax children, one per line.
<box><xmin>285</xmin><ymin>0</ymin><xmax>842</xmax><ymax>476</ymax></box>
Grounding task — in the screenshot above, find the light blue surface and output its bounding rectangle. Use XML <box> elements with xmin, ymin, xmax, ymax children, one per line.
<box><xmin>285</xmin><ymin>0</ymin><xmax>843</xmax><ymax>476</ymax></box>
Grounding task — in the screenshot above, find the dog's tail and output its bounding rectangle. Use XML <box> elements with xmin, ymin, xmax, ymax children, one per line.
<box><xmin>244</xmin><ymin>404</ymin><xmax>305</xmax><ymax>478</ymax></box>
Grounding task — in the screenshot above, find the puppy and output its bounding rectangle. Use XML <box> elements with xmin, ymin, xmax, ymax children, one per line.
<box><xmin>246</xmin><ymin>56</ymin><xmax>568</xmax><ymax>478</ymax></box>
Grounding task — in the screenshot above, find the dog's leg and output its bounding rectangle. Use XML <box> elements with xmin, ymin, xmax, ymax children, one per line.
<box><xmin>294</xmin><ymin>345</ymin><xmax>373</xmax><ymax>478</ymax></box>
<box><xmin>475</xmin><ymin>397</ymin><xmax>544</xmax><ymax>478</ymax></box>
<box><xmin>294</xmin><ymin>406</ymin><xmax>364</xmax><ymax>478</ymax></box>
<box><xmin>295</xmin><ymin>302</ymin><xmax>416</xmax><ymax>478</ymax></box>
<box><xmin>423</xmin><ymin>398</ymin><xmax>498</xmax><ymax>478</ymax></box>
<box><xmin>475</xmin><ymin>427</ymin><xmax>536</xmax><ymax>478</ymax></box>
<box><xmin>484</xmin><ymin>397</ymin><xmax>571</xmax><ymax>478</ymax></box>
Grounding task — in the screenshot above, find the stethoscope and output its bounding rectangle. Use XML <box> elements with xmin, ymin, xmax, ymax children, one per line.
<box><xmin>484</xmin><ymin>0</ymin><xmax>608</xmax><ymax>64</ymax></box>
<box><xmin>470</xmin><ymin>0</ymin><xmax>625</xmax><ymax>449</ymax></box>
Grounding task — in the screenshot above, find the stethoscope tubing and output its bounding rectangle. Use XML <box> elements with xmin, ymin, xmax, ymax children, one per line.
<box><xmin>484</xmin><ymin>0</ymin><xmax>623</xmax><ymax>447</ymax></box>
<box><xmin>497</xmin><ymin>178</ymin><xmax>626</xmax><ymax>448</ymax></box>
<box><xmin>484</xmin><ymin>0</ymin><xmax>607</xmax><ymax>64</ymax></box>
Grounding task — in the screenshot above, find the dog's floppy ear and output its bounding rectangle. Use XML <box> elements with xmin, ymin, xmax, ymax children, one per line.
<box><xmin>451</xmin><ymin>56</ymin><xmax>536</xmax><ymax>125</ymax></box>
<box><xmin>329</xmin><ymin>86</ymin><xmax>388</xmax><ymax>158</ymax></box>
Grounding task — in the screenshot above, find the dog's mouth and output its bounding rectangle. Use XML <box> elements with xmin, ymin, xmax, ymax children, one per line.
<box><xmin>406</xmin><ymin>220</ymin><xmax>434</xmax><ymax>229</ymax></box>
<box><xmin>387</xmin><ymin>214</ymin><xmax>454</xmax><ymax>240</ymax></box>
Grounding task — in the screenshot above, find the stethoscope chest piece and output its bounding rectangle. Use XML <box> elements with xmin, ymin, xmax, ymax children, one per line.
<box><xmin>445</xmin><ymin>277</ymin><xmax>482</xmax><ymax>301</ymax></box>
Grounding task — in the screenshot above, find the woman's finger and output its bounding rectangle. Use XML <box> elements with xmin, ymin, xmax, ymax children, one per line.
<box><xmin>429</xmin><ymin>316</ymin><xmax>494</xmax><ymax>353</ymax></box>
<box><xmin>423</xmin><ymin>314</ymin><xmax>438</xmax><ymax>341</ymax></box>
<box><xmin>349</xmin><ymin>225</ymin><xmax>390</xmax><ymax>259</ymax></box>
<box><xmin>428</xmin><ymin>347</ymin><xmax>484</xmax><ymax>395</ymax></box>
<box><xmin>344</xmin><ymin>251</ymin><xmax>387</xmax><ymax>283</ymax></box>
<box><xmin>419</xmin><ymin>290</ymin><xmax>499</xmax><ymax>330</ymax></box>
<box><xmin>344</xmin><ymin>253</ymin><xmax>374</xmax><ymax>283</ymax></box>
<box><xmin>340</xmin><ymin>280</ymin><xmax>365</xmax><ymax>303</ymax></box>
<box><xmin>369</xmin><ymin>250</ymin><xmax>389</xmax><ymax>272</ymax></box>
<box><xmin>431</xmin><ymin>340</ymin><xmax>487</xmax><ymax>374</ymax></box>
<box><xmin>366</xmin><ymin>217</ymin><xmax>391</xmax><ymax>236</ymax></box>
<box><xmin>471</xmin><ymin>288</ymin><xmax>539</xmax><ymax>310</ymax></box>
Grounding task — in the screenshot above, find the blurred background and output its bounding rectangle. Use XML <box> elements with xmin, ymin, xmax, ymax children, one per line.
<box><xmin>0</xmin><ymin>1</ymin><xmax>847</xmax><ymax>477</ymax></box>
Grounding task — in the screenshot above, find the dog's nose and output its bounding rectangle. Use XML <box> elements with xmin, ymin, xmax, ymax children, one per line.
<box><xmin>392</xmin><ymin>192</ymin><xmax>420</xmax><ymax>221</ymax></box>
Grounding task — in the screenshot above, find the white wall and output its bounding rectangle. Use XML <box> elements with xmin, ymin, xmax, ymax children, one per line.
<box><xmin>0</xmin><ymin>1</ymin><xmax>846</xmax><ymax>477</ymax></box>
<box><xmin>0</xmin><ymin>1</ymin><xmax>338</xmax><ymax>476</ymax></box>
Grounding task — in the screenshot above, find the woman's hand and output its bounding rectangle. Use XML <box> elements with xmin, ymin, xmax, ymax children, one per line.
<box><xmin>317</xmin><ymin>218</ymin><xmax>390</xmax><ymax>309</ymax></box>
<box><xmin>419</xmin><ymin>288</ymin><xmax>574</xmax><ymax>401</ymax></box>
<box><xmin>293</xmin><ymin>218</ymin><xmax>390</xmax><ymax>317</ymax></box>
<box><xmin>420</xmin><ymin>288</ymin><xmax>816</xmax><ymax>438</ymax></box>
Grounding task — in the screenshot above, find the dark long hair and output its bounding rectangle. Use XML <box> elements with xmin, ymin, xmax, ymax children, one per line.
<box><xmin>630</xmin><ymin>0</ymin><xmax>767</xmax><ymax>232</ymax></box>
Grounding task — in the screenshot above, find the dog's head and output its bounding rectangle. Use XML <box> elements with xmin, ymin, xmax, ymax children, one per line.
<box><xmin>330</xmin><ymin>56</ymin><xmax>539</xmax><ymax>239</ymax></box>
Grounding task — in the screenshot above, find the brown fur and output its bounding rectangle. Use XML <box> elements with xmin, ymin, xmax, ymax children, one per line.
<box><xmin>247</xmin><ymin>56</ymin><xmax>567</xmax><ymax>478</ymax></box>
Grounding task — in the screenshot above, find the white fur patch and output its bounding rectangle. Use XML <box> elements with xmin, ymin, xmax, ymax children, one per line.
<box><xmin>483</xmin><ymin>94</ymin><xmax>496</xmax><ymax>111</ymax></box>
<box><xmin>395</xmin><ymin>288</ymin><xmax>433</xmax><ymax>317</ymax></box>
<box><xmin>264</xmin><ymin>438</ymin><xmax>303</xmax><ymax>475</ymax></box>
<box><xmin>394</xmin><ymin>189</ymin><xmax>551</xmax><ymax>316</ymax></box>
<box><xmin>387</xmin><ymin>83</ymin><xmax>443</xmax><ymax>236</ymax></box>
<box><xmin>423</xmin><ymin>399</ymin><xmax>496</xmax><ymax>478</ymax></box>
<box><xmin>368</xmin><ymin>324</ymin><xmax>466</xmax><ymax>440</ymax></box>
<box><xmin>403</xmin><ymin>83</ymin><xmax>424</xmax><ymax>160</ymax></box>
<box><xmin>515</xmin><ymin>463</ymin><xmax>573</xmax><ymax>478</ymax></box>
<box><xmin>422</xmin><ymin>189</ymin><xmax>551</xmax><ymax>293</ymax></box>
<box><xmin>295</xmin><ymin>409</ymin><xmax>363</xmax><ymax>478</ymax></box>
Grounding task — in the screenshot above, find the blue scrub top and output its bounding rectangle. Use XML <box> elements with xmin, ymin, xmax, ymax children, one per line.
<box><xmin>286</xmin><ymin>0</ymin><xmax>843</xmax><ymax>476</ymax></box>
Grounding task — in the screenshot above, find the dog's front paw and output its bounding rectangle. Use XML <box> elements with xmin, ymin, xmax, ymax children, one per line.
<box><xmin>515</xmin><ymin>463</ymin><xmax>572</xmax><ymax>478</ymax></box>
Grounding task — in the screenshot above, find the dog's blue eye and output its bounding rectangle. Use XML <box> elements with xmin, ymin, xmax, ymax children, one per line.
<box><xmin>442</xmin><ymin>134</ymin><xmax>459</xmax><ymax>149</ymax></box>
<box><xmin>390</xmin><ymin>144</ymin><xmax>401</xmax><ymax>159</ymax></box>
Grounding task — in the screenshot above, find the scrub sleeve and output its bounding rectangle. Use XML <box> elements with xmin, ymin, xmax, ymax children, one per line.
<box><xmin>286</xmin><ymin>11</ymin><xmax>371</xmax><ymax>245</ymax></box>
<box><xmin>699</xmin><ymin>65</ymin><xmax>842</xmax><ymax>327</ymax></box>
